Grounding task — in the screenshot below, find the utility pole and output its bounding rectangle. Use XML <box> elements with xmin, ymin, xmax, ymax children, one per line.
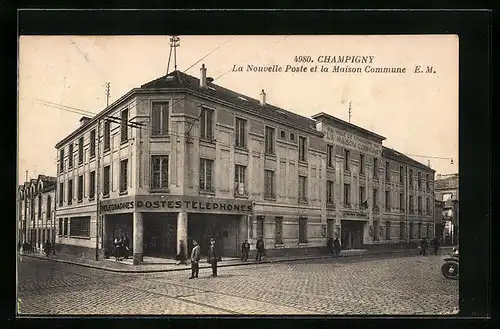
<box><xmin>348</xmin><ymin>101</ymin><xmax>352</xmax><ymax>123</ymax></box>
<box><xmin>95</xmin><ymin>117</ymin><xmax>101</xmax><ymax>261</ymax></box>
<box><xmin>171</xmin><ymin>35</ymin><xmax>180</xmax><ymax>71</ymax></box>
<box><xmin>105</xmin><ymin>82</ymin><xmax>111</xmax><ymax>107</ymax></box>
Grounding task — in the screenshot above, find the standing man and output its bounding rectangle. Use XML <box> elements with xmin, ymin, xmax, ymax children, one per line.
<box><xmin>122</xmin><ymin>234</ymin><xmax>130</xmax><ymax>260</ymax></box>
<box><xmin>241</xmin><ymin>239</ymin><xmax>250</xmax><ymax>262</ymax></box>
<box><xmin>207</xmin><ymin>237</ymin><xmax>218</xmax><ymax>277</ymax></box>
<box><xmin>256</xmin><ymin>236</ymin><xmax>265</xmax><ymax>262</ymax></box>
<box><xmin>420</xmin><ymin>238</ymin><xmax>428</xmax><ymax>256</ymax></box>
<box><xmin>327</xmin><ymin>236</ymin><xmax>334</xmax><ymax>257</ymax></box>
<box><xmin>333</xmin><ymin>235</ymin><xmax>341</xmax><ymax>257</ymax></box>
<box><xmin>189</xmin><ymin>239</ymin><xmax>201</xmax><ymax>279</ymax></box>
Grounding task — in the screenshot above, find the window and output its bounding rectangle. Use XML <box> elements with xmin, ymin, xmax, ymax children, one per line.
<box><xmin>265</xmin><ymin>127</ymin><xmax>275</xmax><ymax>154</ymax></box>
<box><xmin>409</xmin><ymin>169</ymin><xmax>413</xmax><ymax>187</ymax></box>
<box><xmin>385</xmin><ymin>161</ymin><xmax>390</xmax><ymax>180</ymax></box>
<box><xmin>58</xmin><ymin>218</ymin><xmax>63</xmax><ymax>236</ymax></box>
<box><xmin>409</xmin><ymin>222</ymin><xmax>414</xmax><ymax>240</ymax></box>
<box><xmin>67</xmin><ymin>179</ymin><xmax>73</xmax><ymax>205</ymax></box>
<box><xmin>200</xmin><ymin>107</ymin><xmax>214</xmax><ymax>140</ymax></box>
<box><xmin>418</xmin><ymin>223</ymin><xmax>422</xmax><ymax>239</ymax></box>
<box><xmin>264</xmin><ymin>170</ymin><xmax>275</xmax><ymax>199</ymax></box>
<box><xmin>37</xmin><ymin>193</ymin><xmax>42</xmax><ymax>218</ymax></box>
<box><xmin>151</xmin><ymin>155</ymin><xmax>169</xmax><ymax>190</ymax></box>
<box><xmin>151</xmin><ymin>101</ymin><xmax>169</xmax><ymax>136</ymax></box>
<box><xmin>256</xmin><ymin>216</ymin><xmax>264</xmax><ymax>238</ymax></box>
<box><xmin>103</xmin><ymin>165</ymin><xmax>110</xmax><ymax>196</ymax></box>
<box><xmin>344</xmin><ymin>183</ymin><xmax>351</xmax><ymax>206</ymax></box>
<box><xmin>234</xmin><ymin>165</ymin><xmax>246</xmax><ymax>195</ymax></box>
<box><xmin>409</xmin><ymin>195</ymin><xmax>414</xmax><ymax>213</ymax></box>
<box><xmin>69</xmin><ymin>216</ymin><xmax>90</xmax><ymax>238</ymax></box>
<box><xmin>275</xmin><ymin>217</ymin><xmax>283</xmax><ymax>244</ymax></box>
<box><xmin>298</xmin><ymin>175</ymin><xmax>307</xmax><ymax>201</ymax></box>
<box><xmin>299</xmin><ymin>136</ymin><xmax>307</xmax><ymax>162</ymax></box>
<box><xmin>90</xmin><ymin>129</ymin><xmax>96</xmax><ymax>158</ymax></box>
<box><xmin>104</xmin><ymin>120</ymin><xmax>111</xmax><ymax>151</ymax></box>
<box><xmin>344</xmin><ymin>149</ymin><xmax>350</xmax><ymax>171</ymax></box>
<box><xmin>120</xmin><ymin>159</ymin><xmax>128</xmax><ymax>193</ymax></box>
<box><xmin>68</xmin><ymin>143</ymin><xmax>74</xmax><ymax>168</ymax></box>
<box><xmin>399</xmin><ymin>222</ymin><xmax>405</xmax><ymax>240</ymax></box>
<box><xmin>280</xmin><ymin>130</ymin><xmax>285</xmax><ymax>138</ymax></box>
<box><xmin>299</xmin><ymin>217</ymin><xmax>308</xmax><ymax>243</ymax></box>
<box><xmin>121</xmin><ymin>109</ymin><xmax>129</xmax><ymax>143</ymax></box>
<box><xmin>59</xmin><ymin>182</ymin><xmax>64</xmax><ymax>206</ymax></box>
<box><xmin>78</xmin><ymin>136</ymin><xmax>84</xmax><ymax>164</ymax></box>
<box><xmin>426</xmin><ymin>197</ymin><xmax>430</xmax><ymax>214</ymax></box>
<box><xmin>373</xmin><ymin>221</ymin><xmax>379</xmax><ymax>241</ymax></box>
<box><xmin>360</xmin><ymin>154</ymin><xmax>365</xmax><ymax>174</ymax></box>
<box><xmin>359</xmin><ymin>186</ymin><xmax>366</xmax><ymax>208</ymax></box>
<box><xmin>326</xmin><ymin>180</ymin><xmax>334</xmax><ymax>204</ymax></box>
<box><xmin>373</xmin><ymin>188</ymin><xmax>378</xmax><ymax>210</ymax></box>
<box><xmin>290</xmin><ymin>133</ymin><xmax>295</xmax><ymax>142</ymax></box>
<box><xmin>77</xmin><ymin>175</ymin><xmax>83</xmax><ymax>202</ymax></box>
<box><xmin>400</xmin><ymin>192</ymin><xmax>405</xmax><ymax>211</ymax></box>
<box><xmin>418</xmin><ymin>172</ymin><xmax>422</xmax><ymax>189</ymax></box>
<box><xmin>327</xmin><ymin>144</ymin><xmax>334</xmax><ymax>167</ymax></box>
<box><xmin>59</xmin><ymin>149</ymin><xmax>64</xmax><ymax>172</ymax></box>
<box><xmin>385</xmin><ymin>221</ymin><xmax>392</xmax><ymax>240</ymax></box>
<box><xmin>199</xmin><ymin>158</ymin><xmax>214</xmax><ymax>191</ymax></box>
<box><xmin>426</xmin><ymin>174</ymin><xmax>430</xmax><ymax>191</ymax></box>
<box><xmin>418</xmin><ymin>196</ymin><xmax>422</xmax><ymax>214</ymax></box>
<box><xmin>373</xmin><ymin>158</ymin><xmax>378</xmax><ymax>178</ymax></box>
<box><xmin>400</xmin><ymin>166</ymin><xmax>404</xmax><ymax>183</ymax></box>
<box><xmin>427</xmin><ymin>225</ymin><xmax>432</xmax><ymax>238</ymax></box>
<box><xmin>46</xmin><ymin>195</ymin><xmax>52</xmax><ymax>220</ymax></box>
<box><xmin>89</xmin><ymin>171</ymin><xmax>96</xmax><ymax>200</ymax></box>
<box><xmin>385</xmin><ymin>190</ymin><xmax>391</xmax><ymax>210</ymax></box>
<box><xmin>235</xmin><ymin>118</ymin><xmax>247</xmax><ymax>148</ymax></box>
<box><xmin>64</xmin><ymin>218</ymin><xmax>69</xmax><ymax>236</ymax></box>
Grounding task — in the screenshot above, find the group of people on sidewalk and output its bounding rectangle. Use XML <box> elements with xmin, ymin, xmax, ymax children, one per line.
<box><xmin>327</xmin><ymin>236</ymin><xmax>342</xmax><ymax>257</ymax></box>
<box><xmin>103</xmin><ymin>234</ymin><xmax>131</xmax><ymax>261</ymax></box>
<box><xmin>418</xmin><ymin>237</ymin><xmax>441</xmax><ymax>256</ymax></box>
<box><xmin>19</xmin><ymin>240</ymin><xmax>53</xmax><ymax>256</ymax></box>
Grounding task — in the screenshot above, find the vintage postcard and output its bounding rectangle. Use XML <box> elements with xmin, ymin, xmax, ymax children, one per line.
<box><xmin>17</xmin><ymin>35</ymin><xmax>459</xmax><ymax>315</ymax></box>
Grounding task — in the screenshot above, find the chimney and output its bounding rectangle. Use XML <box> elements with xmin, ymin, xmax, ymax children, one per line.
<box><xmin>200</xmin><ymin>64</ymin><xmax>207</xmax><ymax>88</ymax></box>
<box><xmin>260</xmin><ymin>89</ymin><xmax>266</xmax><ymax>106</ymax></box>
<box><xmin>79</xmin><ymin>116</ymin><xmax>91</xmax><ymax>126</ymax></box>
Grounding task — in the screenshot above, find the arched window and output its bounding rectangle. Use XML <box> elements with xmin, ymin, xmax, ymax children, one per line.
<box><xmin>38</xmin><ymin>193</ymin><xmax>42</xmax><ymax>218</ymax></box>
<box><xmin>46</xmin><ymin>195</ymin><xmax>52</xmax><ymax>220</ymax></box>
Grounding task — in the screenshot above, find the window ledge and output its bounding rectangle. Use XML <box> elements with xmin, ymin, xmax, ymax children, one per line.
<box><xmin>89</xmin><ymin>197</ymin><xmax>95</xmax><ymax>201</ymax></box>
<box><xmin>234</xmin><ymin>193</ymin><xmax>249</xmax><ymax>199</ymax></box>
<box><xmin>199</xmin><ymin>189</ymin><xmax>215</xmax><ymax>196</ymax></box>
<box><xmin>200</xmin><ymin>137</ymin><xmax>216</xmax><ymax>144</ymax></box>
<box><xmin>102</xmin><ymin>194</ymin><xmax>110</xmax><ymax>199</ymax></box>
<box><xmin>298</xmin><ymin>242</ymin><xmax>309</xmax><ymax>246</ymax></box>
<box><xmin>264</xmin><ymin>152</ymin><xmax>276</xmax><ymax>157</ymax></box>
<box><xmin>104</xmin><ymin>148</ymin><xmax>111</xmax><ymax>154</ymax></box>
<box><xmin>150</xmin><ymin>188</ymin><xmax>170</xmax><ymax>193</ymax></box>
<box><xmin>77</xmin><ymin>200</ymin><xmax>83</xmax><ymax>204</ymax></box>
<box><xmin>121</xmin><ymin>139</ymin><xmax>129</xmax><ymax>145</ymax></box>
<box><xmin>298</xmin><ymin>160</ymin><xmax>308</xmax><ymax>165</ymax></box>
<box><xmin>264</xmin><ymin>197</ymin><xmax>276</xmax><ymax>201</ymax></box>
<box><xmin>235</xmin><ymin>146</ymin><xmax>248</xmax><ymax>152</ymax></box>
<box><xmin>69</xmin><ymin>236</ymin><xmax>91</xmax><ymax>240</ymax></box>
<box><xmin>275</xmin><ymin>243</ymin><xmax>285</xmax><ymax>248</ymax></box>
<box><xmin>90</xmin><ymin>155</ymin><xmax>96</xmax><ymax>160</ymax></box>
<box><xmin>150</xmin><ymin>134</ymin><xmax>170</xmax><ymax>139</ymax></box>
<box><xmin>119</xmin><ymin>190</ymin><xmax>128</xmax><ymax>196</ymax></box>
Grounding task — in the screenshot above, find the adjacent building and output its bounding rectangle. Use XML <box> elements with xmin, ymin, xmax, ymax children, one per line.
<box><xmin>52</xmin><ymin>65</ymin><xmax>435</xmax><ymax>264</ymax></box>
<box><xmin>435</xmin><ymin>173</ymin><xmax>459</xmax><ymax>245</ymax></box>
<box><xmin>17</xmin><ymin>175</ymin><xmax>57</xmax><ymax>251</ymax></box>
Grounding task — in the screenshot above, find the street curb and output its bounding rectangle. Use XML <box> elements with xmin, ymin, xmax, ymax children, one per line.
<box><xmin>19</xmin><ymin>247</ymin><xmax>453</xmax><ymax>274</ymax></box>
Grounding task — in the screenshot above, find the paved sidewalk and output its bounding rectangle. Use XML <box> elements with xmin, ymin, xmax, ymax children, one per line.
<box><xmin>18</xmin><ymin>247</ymin><xmax>454</xmax><ymax>273</ymax></box>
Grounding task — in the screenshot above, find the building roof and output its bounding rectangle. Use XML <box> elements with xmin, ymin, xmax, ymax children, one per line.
<box><xmin>435</xmin><ymin>174</ymin><xmax>458</xmax><ymax>190</ymax></box>
<box><xmin>311</xmin><ymin>112</ymin><xmax>386</xmax><ymax>143</ymax></box>
<box><xmin>141</xmin><ymin>70</ymin><xmax>321</xmax><ymax>135</ymax></box>
<box><xmin>381</xmin><ymin>146</ymin><xmax>435</xmax><ymax>172</ymax></box>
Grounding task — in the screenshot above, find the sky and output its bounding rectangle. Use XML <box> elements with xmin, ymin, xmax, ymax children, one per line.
<box><xmin>18</xmin><ymin>35</ymin><xmax>459</xmax><ymax>185</ymax></box>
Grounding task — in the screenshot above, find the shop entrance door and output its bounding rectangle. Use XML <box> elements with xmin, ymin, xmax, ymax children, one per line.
<box><xmin>143</xmin><ymin>215</ymin><xmax>177</xmax><ymax>258</ymax></box>
<box><xmin>341</xmin><ymin>220</ymin><xmax>365</xmax><ymax>250</ymax></box>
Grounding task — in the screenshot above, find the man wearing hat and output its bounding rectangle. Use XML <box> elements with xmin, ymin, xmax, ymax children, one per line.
<box><xmin>189</xmin><ymin>239</ymin><xmax>201</xmax><ymax>279</ymax></box>
<box><xmin>207</xmin><ymin>237</ymin><xmax>218</xmax><ymax>277</ymax></box>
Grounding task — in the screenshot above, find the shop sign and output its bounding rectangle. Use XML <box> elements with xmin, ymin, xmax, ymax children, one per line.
<box><xmin>100</xmin><ymin>195</ymin><xmax>253</xmax><ymax>214</ymax></box>
<box><xmin>325</xmin><ymin>127</ymin><xmax>382</xmax><ymax>158</ymax></box>
<box><xmin>342</xmin><ymin>210</ymin><xmax>368</xmax><ymax>217</ymax></box>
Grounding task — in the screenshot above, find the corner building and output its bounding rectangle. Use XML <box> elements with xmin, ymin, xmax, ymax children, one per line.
<box><xmin>54</xmin><ymin>65</ymin><xmax>435</xmax><ymax>264</ymax></box>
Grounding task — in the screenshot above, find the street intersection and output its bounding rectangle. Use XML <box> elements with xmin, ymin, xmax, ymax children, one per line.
<box><xmin>17</xmin><ymin>254</ymin><xmax>458</xmax><ymax>315</ymax></box>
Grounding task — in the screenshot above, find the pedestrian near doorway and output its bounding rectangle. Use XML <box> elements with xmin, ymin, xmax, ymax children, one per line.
<box><xmin>122</xmin><ymin>234</ymin><xmax>130</xmax><ymax>260</ymax></box>
<box><xmin>256</xmin><ymin>237</ymin><xmax>265</xmax><ymax>262</ymax></box>
<box><xmin>420</xmin><ymin>238</ymin><xmax>428</xmax><ymax>256</ymax></box>
<box><xmin>333</xmin><ymin>235</ymin><xmax>341</xmax><ymax>257</ymax></box>
<box><xmin>176</xmin><ymin>239</ymin><xmax>188</xmax><ymax>265</ymax></box>
<box><xmin>189</xmin><ymin>239</ymin><xmax>201</xmax><ymax>279</ymax></box>
<box><xmin>327</xmin><ymin>236</ymin><xmax>334</xmax><ymax>257</ymax></box>
<box><xmin>241</xmin><ymin>239</ymin><xmax>250</xmax><ymax>262</ymax></box>
<box><xmin>207</xmin><ymin>238</ymin><xmax>218</xmax><ymax>277</ymax></box>
<box><xmin>431</xmin><ymin>237</ymin><xmax>440</xmax><ymax>255</ymax></box>
<box><xmin>114</xmin><ymin>236</ymin><xmax>123</xmax><ymax>261</ymax></box>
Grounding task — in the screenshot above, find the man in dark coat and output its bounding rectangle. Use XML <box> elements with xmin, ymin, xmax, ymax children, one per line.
<box><xmin>241</xmin><ymin>239</ymin><xmax>250</xmax><ymax>262</ymax></box>
<box><xmin>122</xmin><ymin>234</ymin><xmax>130</xmax><ymax>259</ymax></box>
<box><xmin>256</xmin><ymin>237</ymin><xmax>265</xmax><ymax>262</ymax></box>
<box><xmin>207</xmin><ymin>238</ymin><xmax>218</xmax><ymax>277</ymax></box>
<box><xmin>327</xmin><ymin>237</ymin><xmax>334</xmax><ymax>257</ymax></box>
<box><xmin>420</xmin><ymin>238</ymin><xmax>428</xmax><ymax>256</ymax></box>
<box><xmin>333</xmin><ymin>236</ymin><xmax>341</xmax><ymax>257</ymax></box>
<box><xmin>189</xmin><ymin>239</ymin><xmax>201</xmax><ymax>279</ymax></box>
<box><xmin>431</xmin><ymin>237</ymin><xmax>440</xmax><ymax>255</ymax></box>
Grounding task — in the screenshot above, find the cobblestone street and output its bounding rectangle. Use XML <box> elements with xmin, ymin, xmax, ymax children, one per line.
<box><xmin>17</xmin><ymin>254</ymin><xmax>458</xmax><ymax>315</ymax></box>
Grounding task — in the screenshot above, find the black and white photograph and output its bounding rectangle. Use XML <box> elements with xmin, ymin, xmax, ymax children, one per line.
<box><xmin>17</xmin><ymin>34</ymin><xmax>460</xmax><ymax>315</ymax></box>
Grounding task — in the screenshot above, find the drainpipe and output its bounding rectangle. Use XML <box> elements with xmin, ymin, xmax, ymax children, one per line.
<box><xmin>95</xmin><ymin>118</ymin><xmax>101</xmax><ymax>261</ymax></box>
